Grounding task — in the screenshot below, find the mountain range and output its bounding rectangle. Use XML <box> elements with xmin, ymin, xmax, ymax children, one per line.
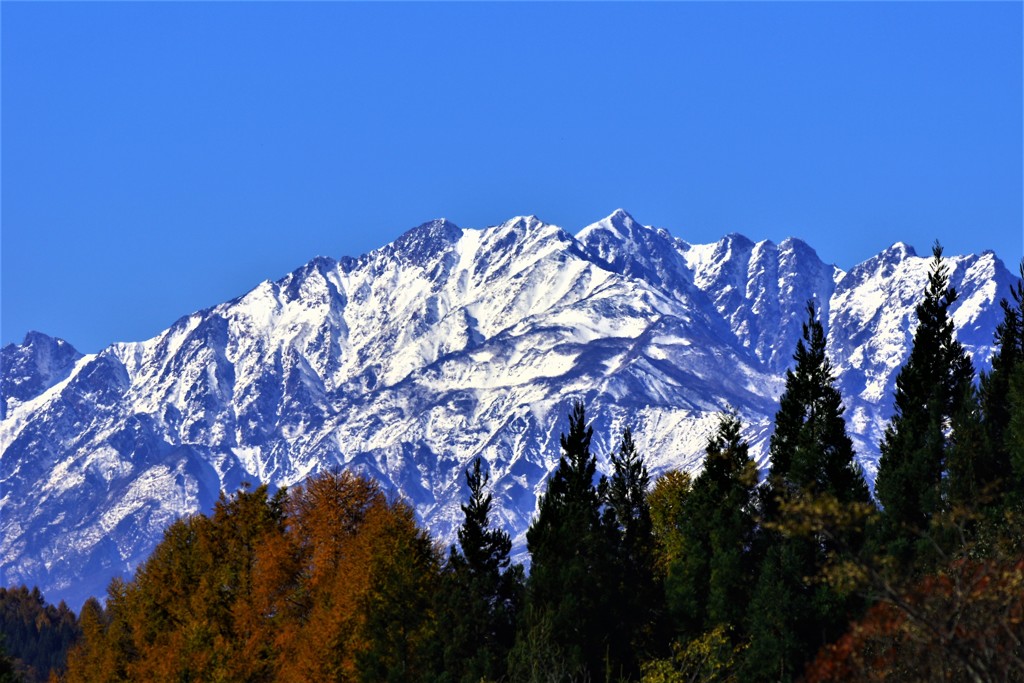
<box><xmin>1</xmin><ymin>209</ymin><xmax>1016</xmax><ymax>610</ymax></box>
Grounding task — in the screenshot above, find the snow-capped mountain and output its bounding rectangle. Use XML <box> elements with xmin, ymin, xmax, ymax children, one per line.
<box><xmin>1</xmin><ymin>210</ymin><xmax>1016</xmax><ymax>610</ymax></box>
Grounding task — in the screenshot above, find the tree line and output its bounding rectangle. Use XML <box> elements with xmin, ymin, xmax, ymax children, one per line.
<box><xmin>6</xmin><ymin>245</ymin><xmax>1024</xmax><ymax>682</ymax></box>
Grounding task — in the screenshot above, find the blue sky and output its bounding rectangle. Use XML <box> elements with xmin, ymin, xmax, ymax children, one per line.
<box><xmin>3</xmin><ymin>2</ymin><xmax>1021</xmax><ymax>353</ymax></box>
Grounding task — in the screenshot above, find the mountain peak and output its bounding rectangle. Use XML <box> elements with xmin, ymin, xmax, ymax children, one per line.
<box><xmin>838</xmin><ymin>240</ymin><xmax>921</xmax><ymax>293</ymax></box>
<box><xmin>7</xmin><ymin>330</ymin><xmax>75</xmax><ymax>352</ymax></box>
<box><xmin>885</xmin><ymin>241</ymin><xmax>917</xmax><ymax>260</ymax></box>
<box><xmin>870</xmin><ymin>241</ymin><xmax>918</xmax><ymax>270</ymax></box>
<box><xmin>1</xmin><ymin>331</ymin><xmax>83</xmax><ymax>418</ymax></box>
<box><xmin>1</xmin><ymin>212</ymin><xmax>1015</xmax><ymax>611</ymax></box>
<box><xmin>387</xmin><ymin>217</ymin><xmax>464</xmax><ymax>263</ymax></box>
<box><xmin>502</xmin><ymin>214</ymin><xmax>548</xmax><ymax>230</ymax></box>
<box><xmin>607</xmin><ymin>207</ymin><xmax>638</xmax><ymax>226</ymax></box>
<box><xmin>779</xmin><ymin>236</ymin><xmax>825</xmax><ymax>262</ymax></box>
<box><xmin>576</xmin><ymin>210</ymin><xmax>647</xmax><ymax>244</ymax></box>
<box><xmin>722</xmin><ymin>232</ymin><xmax>755</xmax><ymax>248</ymax></box>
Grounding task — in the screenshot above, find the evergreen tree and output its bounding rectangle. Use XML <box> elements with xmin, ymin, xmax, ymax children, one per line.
<box><xmin>946</xmin><ymin>383</ymin><xmax>988</xmax><ymax>509</ymax></box>
<box><xmin>875</xmin><ymin>242</ymin><xmax>975</xmax><ymax>565</ymax></box>
<box><xmin>0</xmin><ymin>635</ymin><xmax>20</xmax><ymax>683</ymax></box>
<box><xmin>435</xmin><ymin>457</ymin><xmax>523</xmax><ymax>683</ymax></box>
<box><xmin>511</xmin><ymin>400</ymin><xmax>615</xmax><ymax>681</ymax></box>
<box><xmin>761</xmin><ymin>302</ymin><xmax>869</xmax><ymax>504</ymax></box>
<box><xmin>978</xmin><ymin>260</ymin><xmax>1024</xmax><ymax>506</ymax></box>
<box><xmin>744</xmin><ymin>302</ymin><xmax>870</xmax><ymax>681</ymax></box>
<box><xmin>666</xmin><ymin>413</ymin><xmax>757</xmax><ymax>642</ymax></box>
<box><xmin>605</xmin><ymin>427</ymin><xmax>652</xmax><ymax>570</ymax></box>
<box><xmin>603</xmin><ymin>426</ymin><xmax>660</xmax><ymax>678</ymax></box>
<box><xmin>0</xmin><ymin>586</ymin><xmax>79</xmax><ymax>683</ymax></box>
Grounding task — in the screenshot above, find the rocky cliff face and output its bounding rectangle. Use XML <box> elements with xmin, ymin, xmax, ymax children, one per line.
<box><xmin>1</xmin><ymin>210</ymin><xmax>1016</xmax><ymax>609</ymax></box>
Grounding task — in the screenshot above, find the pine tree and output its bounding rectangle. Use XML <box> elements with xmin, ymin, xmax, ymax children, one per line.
<box><xmin>875</xmin><ymin>242</ymin><xmax>975</xmax><ymax>565</ymax></box>
<box><xmin>605</xmin><ymin>427</ymin><xmax>652</xmax><ymax>570</ymax></box>
<box><xmin>762</xmin><ymin>302</ymin><xmax>869</xmax><ymax>504</ymax></box>
<box><xmin>435</xmin><ymin>457</ymin><xmax>523</xmax><ymax>683</ymax></box>
<box><xmin>978</xmin><ymin>260</ymin><xmax>1024</xmax><ymax>507</ymax></box>
<box><xmin>0</xmin><ymin>586</ymin><xmax>80</xmax><ymax>683</ymax></box>
<box><xmin>603</xmin><ymin>426</ymin><xmax>659</xmax><ymax>677</ymax></box>
<box><xmin>744</xmin><ymin>302</ymin><xmax>870</xmax><ymax>681</ymax></box>
<box><xmin>0</xmin><ymin>635</ymin><xmax>19</xmax><ymax>683</ymax></box>
<box><xmin>511</xmin><ymin>400</ymin><xmax>614</xmax><ymax>681</ymax></box>
<box><xmin>666</xmin><ymin>413</ymin><xmax>758</xmax><ymax>643</ymax></box>
<box><xmin>946</xmin><ymin>383</ymin><xmax>988</xmax><ymax>509</ymax></box>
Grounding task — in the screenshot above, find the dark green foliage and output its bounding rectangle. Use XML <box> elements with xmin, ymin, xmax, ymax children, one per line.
<box><xmin>979</xmin><ymin>260</ymin><xmax>1024</xmax><ymax>506</ymax></box>
<box><xmin>512</xmin><ymin>400</ymin><xmax>616</xmax><ymax>681</ymax></box>
<box><xmin>0</xmin><ymin>586</ymin><xmax>79</xmax><ymax>682</ymax></box>
<box><xmin>763</xmin><ymin>302</ymin><xmax>870</xmax><ymax>504</ymax></box>
<box><xmin>0</xmin><ymin>636</ymin><xmax>22</xmax><ymax>683</ymax></box>
<box><xmin>434</xmin><ymin>457</ymin><xmax>523</xmax><ymax>683</ymax></box>
<box><xmin>605</xmin><ymin>427</ymin><xmax>652</xmax><ymax>570</ymax></box>
<box><xmin>744</xmin><ymin>540</ymin><xmax>815</xmax><ymax>682</ymax></box>
<box><xmin>745</xmin><ymin>302</ymin><xmax>870</xmax><ymax>681</ymax></box>
<box><xmin>1010</xmin><ymin>358</ymin><xmax>1024</xmax><ymax>494</ymax></box>
<box><xmin>603</xmin><ymin>427</ymin><xmax>660</xmax><ymax>677</ymax></box>
<box><xmin>666</xmin><ymin>413</ymin><xmax>757</xmax><ymax>640</ymax></box>
<box><xmin>946</xmin><ymin>383</ymin><xmax>988</xmax><ymax>509</ymax></box>
<box><xmin>354</xmin><ymin>505</ymin><xmax>441</xmax><ymax>683</ymax></box>
<box><xmin>875</xmin><ymin>243</ymin><xmax>975</xmax><ymax>565</ymax></box>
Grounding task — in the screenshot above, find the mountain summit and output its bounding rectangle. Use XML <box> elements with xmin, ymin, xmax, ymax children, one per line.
<box><xmin>1</xmin><ymin>211</ymin><xmax>1016</xmax><ymax>609</ymax></box>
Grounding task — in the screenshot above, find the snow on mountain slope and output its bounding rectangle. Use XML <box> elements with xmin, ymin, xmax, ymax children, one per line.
<box><xmin>0</xmin><ymin>332</ymin><xmax>83</xmax><ymax>421</ymax></box>
<box><xmin>1</xmin><ymin>210</ymin><xmax>1017</xmax><ymax>610</ymax></box>
<box><xmin>826</xmin><ymin>244</ymin><xmax>1011</xmax><ymax>476</ymax></box>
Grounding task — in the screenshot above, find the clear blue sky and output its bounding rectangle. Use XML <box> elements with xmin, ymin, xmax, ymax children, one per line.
<box><xmin>3</xmin><ymin>2</ymin><xmax>1022</xmax><ymax>353</ymax></box>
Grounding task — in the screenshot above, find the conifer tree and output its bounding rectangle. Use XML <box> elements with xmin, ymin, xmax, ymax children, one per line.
<box><xmin>946</xmin><ymin>383</ymin><xmax>988</xmax><ymax>509</ymax></box>
<box><xmin>63</xmin><ymin>598</ymin><xmax>114</xmax><ymax>683</ymax></box>
<box><xmin>605</xmin><ymin>427</ymin><xmax>652</xmax><ymax>568</ymax></box>
<box><xmin>875</xmin><ymin>243</ymin><xmax>975</xmax><ymax>564</ymax></box>
<box><xmin>603</xmin><ymin>426</ymin><xmax>659</xmax><ymax>677</ymax></box>
<box><xmin>0</xmin><ymin>637</ymin><xmax>18</xmax><ymax>683</ymax></box>
<box><xmin>354</xmin><ymin>502</ymin><xmax>441</xmax><ymax>683</ymax></box>
<box><xmin>978</xmin><ymin>260</ymin><xmax>1024</xmax><ymax>506</ymax></box>
<box><xmin>435</xmin><ymin>457</ymin><xmax>523</xmax><ymax>683</ymax></box>
<box><xmin>761</xmin><ymin>302</ymin><xmax>869</xmax><ymax>504</ymax></box>
<box><xmin>667</xmin><ymin>413</ymin><xmax>757</xmax><ymax>642</ymax></box>
<box><xmin>511</xmin><ymin>400</ymin><xmax>615</xmax><ymax>681</ymax></box>
<box><xmin>744</xmin><ymin>302</ymin><xmax>870</xmax><ymax>681</ymax></box>
<box><xmin>0</xmin><ymin>586</ymin><xmax>79</xmax><ymax>682</ymax></box>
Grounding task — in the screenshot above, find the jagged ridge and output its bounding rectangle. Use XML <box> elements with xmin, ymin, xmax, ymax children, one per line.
<box><xmin>1</xmin><ymin>210</ymin><xmax>1016</xmax><ymax>610</ymax></box>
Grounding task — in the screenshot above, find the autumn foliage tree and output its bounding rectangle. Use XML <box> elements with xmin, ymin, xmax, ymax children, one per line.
<box><xmin>803</xmin><ymin>514</ymin><xmax>1024</xmax><ymax>683</ymax></box>
<box><xmin>62</xmin><ymin>473</ymin><xmax>441</xmax><ymax>683</ymax></box>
